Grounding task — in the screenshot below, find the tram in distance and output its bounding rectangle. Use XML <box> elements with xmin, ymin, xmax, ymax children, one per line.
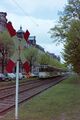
<box><xmin>38</xmin><ymin>65</ymin><xmax>67</xmax><ymax>79</ymax></box>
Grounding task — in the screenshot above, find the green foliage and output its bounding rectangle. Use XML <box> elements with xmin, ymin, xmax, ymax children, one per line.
<box><xmin>63</xmin><ymin>20</ymin><xmax>80</xmax><ymax>73</ymax></box>
<box><xmin>24</xmin><ymin>46</ymin><xmax>38</xmax><ymax>66</ymax></box>
<box><xmin>0</xmin><ymin>30</ymin><xmax>13</xmax><ymax>45</ymax></box>
<box><xmin>38</xmin><ymin>53</ymin><xmax>50</xmax><ymax>65</ymax></box>
<box><xmin>0</xmin><ymin>30</ymin><xmax>14</xmax><ymax>56</ymax></box>
<box><xmin>50</xmin><ymin>0</ymin><xmax>80</xmax><ymax>74</ymax></box>
<box><xmin>38</xmin><ymin>52</ymin><xmax>66</xmax><ymax>69</ymax></box>
<box><xmin>24</xmin><ymin>47</ymin><xmax>66</xmax><ymax>69</ymax></box>
<box><xmin>50</xmin><ymin>0</ymin><xmax>80</xmax><ymax>43</ymax></box>
<box><xmin>65</xmin><ymin>0</ymin><xmax>80</xmax><ymax>19</ymax></box>
<box><xmin>3</xmin><ymin>75</ymin><xmax>80</xmax><ymax>120</ymax></box>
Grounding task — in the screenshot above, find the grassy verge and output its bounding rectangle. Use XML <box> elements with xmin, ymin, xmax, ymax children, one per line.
<box><xmin>1</xmin><ymin>74</ymin><xmax>80</xmax><ymax>120</ymax></box>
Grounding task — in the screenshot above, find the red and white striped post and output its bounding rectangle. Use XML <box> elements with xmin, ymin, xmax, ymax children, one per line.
<box><xmin>6</xmin><ymin>21</ymin><xmax>30</xmax><ymax>120</ymax></box>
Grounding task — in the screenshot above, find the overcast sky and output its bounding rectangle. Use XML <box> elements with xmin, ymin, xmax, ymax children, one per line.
<box><xmin>0</xmin><ymin>0</ymin><xmax>67</xmax><ymax>61</ymax></box>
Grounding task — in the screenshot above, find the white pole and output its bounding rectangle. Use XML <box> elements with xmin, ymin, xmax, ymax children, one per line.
<box><xmin>15</xmin><ymin>60</ymin><xmax>19</xmax><ymax>120</ymax></box>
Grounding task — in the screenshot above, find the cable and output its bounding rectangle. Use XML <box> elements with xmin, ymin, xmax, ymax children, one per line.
<box><xmin>10</xmin><ymin>0</ymin><xmax>50</xmax><ymax>46</ymax></box>
<box><xmin>11</xmin><ymin>0</ymin><xmax>39</xmax><ymax>27</ymax></box>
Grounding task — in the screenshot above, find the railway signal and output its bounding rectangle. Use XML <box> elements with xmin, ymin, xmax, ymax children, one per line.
<box><xmin>6</xmin><ymin>21</ymin><xmax>30</xmax><ymax>120</ymax></box>
<box><xmin>6</xmin><ymin>22</ymin><xmax>30</xmax><ymax>74</ymax></box>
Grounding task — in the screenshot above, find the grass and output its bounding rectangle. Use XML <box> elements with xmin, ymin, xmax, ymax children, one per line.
<box><xmin>1</xmin><ymin>74</ymin><xmax>80</xmax><ymax>120</ymax></box>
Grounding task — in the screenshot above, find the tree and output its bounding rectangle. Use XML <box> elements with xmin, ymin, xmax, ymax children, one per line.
<box><xmin>24</xmin><ymin>46</ymin><xmax>38</xmax><ymax>68</ymax></box>
<box><xmin>63</xmin><ymin>20</ymin><xmax>80</xmax><ymax>74</ymax></box>
<box><xmin>38</xmin><ymin>53</ymin><xmax>50</xmax><ymax>65</ymax></box>
<box><xmin>0</xmin><ymin>30</ymin><xmax>14</xmax><ymax>73</ymax></box>
<box><xmin>38</xmin><ymin>52</ymin><xmax>65</xmax><ymax>69</ymax></box>
<box><xmin>50</xmin><ymin>0</ymin><xmax>80</xmax><ymax>74</ymax></box>
<box><xmin>50</xmin><ymin>0</ymin><xmax>80</xmax><ymax>43</ymax></box>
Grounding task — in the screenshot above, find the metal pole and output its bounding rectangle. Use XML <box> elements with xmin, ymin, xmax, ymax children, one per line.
<box><xmin>15</xmin><ymin>60</ymin><xmax>19</xmax><ymax>120</ymax></box>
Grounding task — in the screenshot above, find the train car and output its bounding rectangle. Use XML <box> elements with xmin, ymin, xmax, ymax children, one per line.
<box><xmin>38</xmin><ymin>65</ymin><xmax>66</xmax><ymax>79</ymax></box>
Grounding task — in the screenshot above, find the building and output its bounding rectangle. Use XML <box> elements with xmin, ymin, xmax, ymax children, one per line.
<box><xmin>0</xmin><ymin>12</ymin><xmax>7</xmax><ymax>32</ymax></box>
<box><xmin>0</xmin><ymin>12</ymin><xmax>60</xmax><ymax>73</ymax></box>
<box><xmin>0</xmin><ymin>12</ymin><xmax>7</xmax><ymax>73</ymax></box>
<box><xmin>36</xmin><ymin>44</ymin><xmax>45</xmax><ymax>53</ymax></box>
<box><xmin>47</xmin><ymin>52</ymin><xmax>61</xmax><ymax>61</ymax></box>
<box><xmin>29</xmin><ymin>36</ymin><xmax>36</xmax><ymax>46</ymax></box>
<box><xmin>17</xmin><ymin>26</ymin><xmax>24</xmax><ymax>38</ymax></box>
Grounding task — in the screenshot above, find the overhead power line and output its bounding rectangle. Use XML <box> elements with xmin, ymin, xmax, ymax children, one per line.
<box><xmin>11</xmin><ymin>0</ymin><xmax>39</xmax><ymax>27</ymax></box>
<box><xmin>10</xmin><ymin>0</ymin><xmax>49</xmax><ymax>46</ymax></box>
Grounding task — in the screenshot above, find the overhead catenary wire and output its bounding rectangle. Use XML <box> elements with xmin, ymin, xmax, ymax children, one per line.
<box><xmin>10</xmin><ymin>0</ymin><xmax>50</xmax><ymax>46</ymax></box>
<box><xmin>11</xmin><ymin>0</ymin><xmax>39</xmax><ymax>27</ymax></box>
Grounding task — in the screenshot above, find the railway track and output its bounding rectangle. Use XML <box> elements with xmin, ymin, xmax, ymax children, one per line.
<box><xmin>0</xmin><ymin>76</ymin><xmax>67</xmax><ymax>115</ymax></box>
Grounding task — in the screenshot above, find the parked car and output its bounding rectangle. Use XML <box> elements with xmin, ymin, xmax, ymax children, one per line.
<box><xmin>4</xmin><ymin>73</ymin><xmax>23</xmax><ymax>80</ymax></box>
<box><xmin>13</xmin><ymin>73</ymin><xmax>23</xmax><ymax>80</ymax></box>
<box><xmin>18</xmin><ymin>73</ymin><xmax>23</xmax><ymax>80</ymax></box>
<box><xmin>0</xmin><ymin>73</ymin><xmax>5</xmax><ymax>81</ymax></box>
<box><xmin>7</xmin><ymin>73</ymin><xmax>16</xmax><ymax>80</ymax></box>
